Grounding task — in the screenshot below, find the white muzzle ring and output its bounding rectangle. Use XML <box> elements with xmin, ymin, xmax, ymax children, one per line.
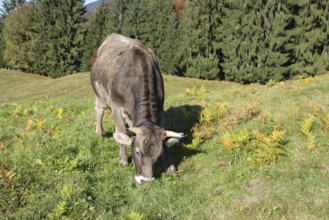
<box><xmin>135</xmin><ymin>175</ymin><xmax>154</xmax><ymax>184</ymax></box>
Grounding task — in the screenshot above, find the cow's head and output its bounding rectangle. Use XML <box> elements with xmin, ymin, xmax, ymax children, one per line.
<box><xmin>113</xmin><ymin>126</ymin><xmax>184</xmax><ymax>184</ymax></box>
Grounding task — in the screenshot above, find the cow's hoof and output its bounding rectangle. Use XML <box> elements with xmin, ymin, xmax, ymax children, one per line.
<box><xmin>166</xmin><ymin>165</ymin><xmax>176</xmax><ymax>173</ymax></box>
<box><xmin>96</xmin><ymin>131</ymin><xmax>103</xmax><ymax>137</ymax></box>
<box><xmin>119</xmin><ymin>160</ymin><xmax>128</xmax><ymax>167</ymax></box>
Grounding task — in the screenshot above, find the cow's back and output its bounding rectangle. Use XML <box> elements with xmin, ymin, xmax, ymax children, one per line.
<box><xmin>91</xmin><ymin>34</ymin><xmax>143</xmax><ymax>85</ymax></box>
<box><xmin>90</xmin><ymin>34</ymin><xmax>164</xmax><ymax>126</ymax></box>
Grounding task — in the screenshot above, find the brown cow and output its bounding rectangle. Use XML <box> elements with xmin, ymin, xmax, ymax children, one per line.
<box><xmin>90</xmin><ymin>34</ymin><xmax>184</xmax><ymax>184</ymax></box>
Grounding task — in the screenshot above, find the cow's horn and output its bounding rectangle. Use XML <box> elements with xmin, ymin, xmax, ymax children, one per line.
<box><xmin>127</xmin><ymin>127</ymin><xmax>142</xmax><ymax>134</ymax></box>
<box><xmin>165</xmin><ymin>131</ymin><xmax>185</xmax><ymax>138</ymax></box>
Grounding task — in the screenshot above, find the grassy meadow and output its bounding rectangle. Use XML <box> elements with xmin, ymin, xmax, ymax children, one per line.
<box><xmin>1</xmin><ymin>69</ymin><xmax>329</xmax><ymax>219</ymax></box>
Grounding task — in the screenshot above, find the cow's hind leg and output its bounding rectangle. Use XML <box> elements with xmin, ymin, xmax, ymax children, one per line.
<box><xmin>95</xmin><ymin>98</ymin><xmax>106</xmax><ymax>137</ymax></box>
<box><xmin>112</xmin><ymin>107</ymin><xmax>129</xmax><ymax>167</ymax></box>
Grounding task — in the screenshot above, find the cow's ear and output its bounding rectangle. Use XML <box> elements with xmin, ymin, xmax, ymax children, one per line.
<box><xmin>113</xmin><ymin>132</ymin><xmax>133</xmax><ymax>145</ymax></box>
<box><xmin>164</xmin><ymin>138</ymin><xmax>180</xmax><ymax>147</ymax></box>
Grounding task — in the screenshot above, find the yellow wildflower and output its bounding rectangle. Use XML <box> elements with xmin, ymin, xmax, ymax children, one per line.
<box><xmin>26</xmin><ymin>119</ymin><xmax>34</xmax><ymax>131</ymax></box>
<box><xmin>56</xmin><ymin>108</ymin><xmax>64</xmax><ymax>119</ymax></box>
<box><xmin>23</xmin><ymin>108</ymin><xmax>29</xmax><ymax>116</ymax></box>
<box><xmin>37</xmin><ymin>119</ymin><xmax>47</xmax><ymax>128</ymax></box>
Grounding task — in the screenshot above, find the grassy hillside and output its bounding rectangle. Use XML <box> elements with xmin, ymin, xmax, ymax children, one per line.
<box><xmin>1</xmin><ymin>69</ymin><xmax>329</xmax><ymax>219</ymax></box>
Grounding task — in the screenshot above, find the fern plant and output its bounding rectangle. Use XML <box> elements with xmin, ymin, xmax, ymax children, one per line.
<box><xmin>214</xmin><ymin>102</ymin><xmax>228</xmax><ymax>119</ymax></box>
<box><xmin>267</xmin><ymin>79</ymin><xmax>276</xmax><ymax>87</ymax></box>
<box><xmin>300</xmin><ymin>115</ymin><xmax>319</xmax><ymax>151</ymax></box>
<box><xmin>185</xmin><ymin>86</ymin><xmax>196</xmax><ymax>95</ymax></box>
<box><xmin>222</xmin><ymin>132</ymin><xmax>234</xmax><ymax>151</ymax></box>
<box><xmin>0</xmin><ymin>166</ymin><xmax>16</xmax><ymax>192</ymax></box>
<box><xmin>47</xmin><ymin>201</ymin><xmax>67</xmax><ymax>220</ymax></box>
<box><xmin>252</xmin><ymin>129</ymin><xmax>286</xmax><ymax>166</ymax></box>
<box><xmin>188</xmin><ymin>105</ymin><xmax>216</xmax><ymax>148</ymax></box>
<box><xmin>198</xmin><ymin>85</ymin><xmax>207</xmax><ymax>94</ymax></box>
<box><xmin>300</xmin><ymin>115</ymin><xmax>315</xmax><ymax>135</ymax></box>
<box><xmin>221</xmin><ymin>127</ymin><xmax>286</xmax><ymax>166</ymax></box>
<box><xmin>318</xmin><ymin>112</ymin><xmax>329</xmax><ymax>132</ymax></box>
<box><xmin>187</xmin><ymin>124</ymin><xmax>214</xmax><ymax>148</ymax></box>
<box><xmin>307</xmin><ymin>132</ymin><xmax>316</xmax><ymax>151</ymax></box>
<box><xmin>120</xmin><ymin>211</ymin><xmax>144</xmax><ymax>220</ymax></box>
<box><xmin>241</xmin><ymin>101</ymin><xmax>261</xmax><ymax>122</ymax></box>
<box><xmin>222</xmin><ymin>128</ymin><xmax>250</xmax><ymax>154</ymax></box>
<box><xmin>47</xmin><ymin>183</ymin><xmax>73</xmax><ymax>219</ymax></box>
<box><xmin>200</xmin><ymin>107</ymin><xmax>213</xmax><ymax>124</ymax></box>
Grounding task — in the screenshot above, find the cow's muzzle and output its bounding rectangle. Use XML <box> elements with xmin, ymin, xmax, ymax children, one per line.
<box><xmin>135</xmin><ymin>175</ymin><xmax>154</xmax><ymax>184</ymax></box>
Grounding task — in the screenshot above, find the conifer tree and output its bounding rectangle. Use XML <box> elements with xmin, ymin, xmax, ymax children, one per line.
<box><xmin>260</xmin><ymin>0</ymin><xmax>291</xmax><ymax>82</ymax></box>
<box><xmin>179</xmin><ymin>0</ymin><xmax>222</xmax><ymax>80</ymax></box>
<box><xmin>218</xmin><ymin>0</ymin><xmax>291</xmax><ymax>83</ymax></box>
<box><xmin>32</xmin><ymin>0</ymin><xmax>86</xmax><ymax>77</ymax></box>
<box><xmin>106</xmin><ymin>0</ymin><xmax>130</xmax><ymax>34</ymax></box>
<box><xmin>140</xmin><ymin>0</ymin><xmax>179</xmax><ymax>75</ymax></box>
<box><xmin>221</xmin><ymin>0</ymin><xmax>266</xmax><ymax>83</ymax></box>
<box><xmin>107</xmin><ymin>0</ymin><xmax>179</xmax><ymax>75</ymax></box>
<box><xmin>0</xmin><ymin>17</ymin><xmax>6</xmax><ymax>67</ymax></box>
<box><xmin>286</xmin><ymin>0</ymin><xmax>329</xmax><ymax>77</ymax></box>
<box><xmin>81</xmin><ymin>1</ymin><xmax>110</xmax><ymax>71</ymax></box>
<box><xmin>215</xmin><ymin>0</ymin><xmax>243</xmax><ymax>82</ymax></box>
<box><xmin>121</xmin><ymin>0</ymin><xmax>148</xmax><ymax>40</ymax></box>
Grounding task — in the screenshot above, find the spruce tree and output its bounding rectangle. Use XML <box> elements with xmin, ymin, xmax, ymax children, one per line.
<box><xmin>260</xmin><ymin>0</ymin><xmax>291</xmax><ymax>82</ymax></box>
<box><xmin>215</xmin><ymin>0</ymin><xmax>242</xmax><ymax>82</ymax></box>
<box><xmin>106</xmin><ymin>0</ymin><xmax>130</xmax><ymax>34</ymax></box>
<box><xmin>121</xmin><ymin>0</ymin><xmax>148</xmax><ymax>40</ymax></box>
<box><xmin>218</xmin><ymin>0</ymin><xmax>291</xmax><ymax>83</ymax></box>
<box><xmin>0</xmin><ymin>17</ymin><xmax>6</xmax><ymax>67</ymax></box>
<box><xmin>178</xmin><ymin>0</ymin><xmax>222</xmax><ymax>80</ymax></box>
<box><xmin>286</xmin><ymin>0</ymin><xmax>329</xmax><ymax>77</ymax></box>
<box><xmin>224</xmin><ymin>0</ymin><xmax>266</xmax><ymax>83</ymax></box>
<box><xmin>32</xmin><ymin>0</ymin><xmax>86</xmax><ymax>77</ymax></box>
<box><xmin>141</xmin><ymin>0</ymin><xmax>179</xmax><ymax>75</ymax></box>
<box><xmin>81</xmin><ymin>1</ymin><xmax>111</xmax><ymax>71</ymax></box>
<box><xmin>107</xmin><ymin>0</ymin><xmax>179</xmax><ymax>75</ymax></box>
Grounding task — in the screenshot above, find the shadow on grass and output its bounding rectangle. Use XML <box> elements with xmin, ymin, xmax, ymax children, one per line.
<box><xmin>164</xmin><ymin>104</ymin><xmax>202</xmax><ymax>143</ymax></box>
<box><xmin>153</xmin><ymin>104</ymin><xmax>204</xmax><ymax>177</ymax></box>
<box><xmin>103</xmin><ymin>131</ymin><xmax>114</xmax><ymax>139</ymax></box>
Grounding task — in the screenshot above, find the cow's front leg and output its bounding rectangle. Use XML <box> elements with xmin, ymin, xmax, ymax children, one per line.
<box><xmin>119</xmin><ymin>144</ymin><xmax>128</xmax><ymax>167</ymax></box>
<box><xmin>95</xmin><ymin>98</ymin><xmax>105</xmax><ymax>137</ymax></box>
<box><xmin>162</xmin><ymin>146</ymin><xmax>176</xmax><ymax>172</ymax></box>
<box><xmin>112</xmin><ymin>107</ymin><xmax>129</xmax><ymax>167</ymax></box>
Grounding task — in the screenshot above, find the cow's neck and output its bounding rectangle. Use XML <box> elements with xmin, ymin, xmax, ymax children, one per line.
<box><xmin>135</xmin><ymin>121</ymin><xmax>156</xmax><ymax>128</ymax></box>
<box><xmin>133</xmin><ymin>112</ymin><xmax>158</xmax><ymax>127</ymax></box>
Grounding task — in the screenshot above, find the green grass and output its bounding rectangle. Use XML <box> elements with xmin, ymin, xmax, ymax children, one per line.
<box><xmin>1</xmin><ymin>69</ymin><xmax>329</xmax><ymax>219</ymax></box>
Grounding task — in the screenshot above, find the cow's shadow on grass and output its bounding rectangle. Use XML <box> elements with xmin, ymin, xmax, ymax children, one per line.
<box><xmin>103</xmin><ymin>131</ymin><xmax>114</xmax><ymax>138</ymax></box>
<box><xmin>154</xmin><ymin>104</ymin><xmax>203</xmax><ymax>178</ymax></box>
